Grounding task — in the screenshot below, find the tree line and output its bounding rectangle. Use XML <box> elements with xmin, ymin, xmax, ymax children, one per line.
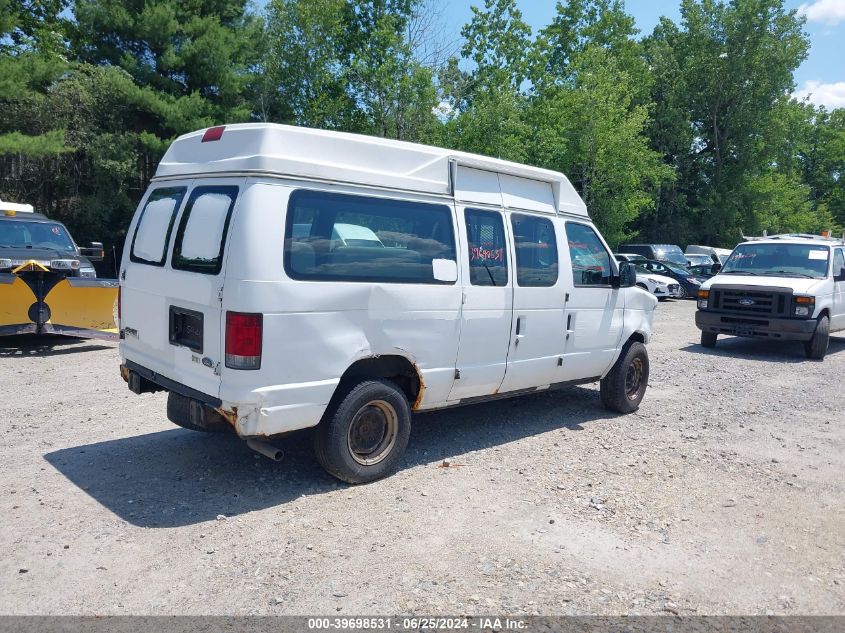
<box><xmin>1</xmin><ymin>0</ymin><xmax>843</xmax><ymax>256</ymax></box>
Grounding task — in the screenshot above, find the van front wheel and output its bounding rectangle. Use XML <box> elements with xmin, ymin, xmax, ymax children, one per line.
<box><xmin>314</xmin><ymin>379</ymin><xmax>412</xmax><ymax>484</ymax></box>
<box><xmin>600</xmin><ymin>342</ymin><xmax>649</xmax><ymax>414</ymax></box>
<box><xmin>804</xmin><ymin>315</ymin><xmax>829</xmax><ymax>360</ymax></box>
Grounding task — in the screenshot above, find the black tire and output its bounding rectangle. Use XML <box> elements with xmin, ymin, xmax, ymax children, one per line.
<box><xmin>700</xmin><ymin>331</ymin><xmax>718</xmax><ymax>348</ymax></box>
<box><xmin>166</xmin><ymin>392</ymin><xmax>229</xmax><ymax>432</ymax></box>
<box><xmin>676</xmin><ymin>284</ymin><xmax>687</xmax><ymax>299</ymax></box>
<box><xmin>314</xmin><ymin>379</ymin><xmax>411</xmax><ymax>484</ymax></box>
<box><xmin>600</xmin><ymin>341</ymin><xmax>649</xmax><ymax>414</ymax></box>
<box><xmin>804</xmin><ymin>315</ymin><xmax>830</xmax><ymax>360</ymax></box>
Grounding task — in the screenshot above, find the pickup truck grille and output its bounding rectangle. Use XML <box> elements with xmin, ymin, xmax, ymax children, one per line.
<box><xmin>710</xmin><ymin>286</ymin><xmax>791</xmax><ymax>317</ymax></box>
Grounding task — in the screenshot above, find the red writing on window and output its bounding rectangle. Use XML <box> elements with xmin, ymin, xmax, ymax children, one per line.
<box><xmin>471</xmin><ymin>246</ymin><xmax>504</xmax><ymax>263</ymax></box>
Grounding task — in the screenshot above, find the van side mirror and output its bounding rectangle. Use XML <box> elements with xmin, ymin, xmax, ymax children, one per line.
<box><xmin>80</xmin><ymin>241</ymin><xmax>105</xmax><ymax>262</ymax></box>
<box><xmin>617</xmin><ymin>262</ymin><xmax>637</xmax><ymax>288</ymax></box>
<box><xmin>432</xmin><ymin>258</ymin><xmax>458</xmax><ymax>283</ymax></box>
<box><xmin>835</xmin><ymin>267</ymin><xmax>845</xmax><ymax>282</ymax></box>
<box><xmin>712</xmin><ymin>263</ymin><xmax>722</xmax><ymax>274</ymax></box>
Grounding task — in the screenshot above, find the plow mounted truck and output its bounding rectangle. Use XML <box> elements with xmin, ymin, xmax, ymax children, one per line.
<box><xmin>0</xmin><ymin>200</ymin><xmax>119</xmax><ymax>339</ymax></box>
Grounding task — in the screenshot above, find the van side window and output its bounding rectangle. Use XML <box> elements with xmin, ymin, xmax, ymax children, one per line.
<box><xmin>465</xmin><ymin>209</ymin><xmax>508</xmax><ymax>286</ymax></box>
<box><xmin>284</xmin><ymin>190</ymin><xmax>456</xmax><ymax>284</ymax></box>
<box><xmin>565</xmin><ymin>222</ymin><xmax>612</xmax><ymax>286</ymax></box>
<box><xmin>172</xmin><ymin>186</ymin><xmax>238</xmax><ymax>275</ymax></box>
<box><xmin>511</xmin><ymin>213</ymin><xmax>558</xmax><ymax>287</ymax></box>
<box><xmin>834</xmin><ymin>248</ymin><xmax>844</xmax><ymax>277</ymax></box>
<box><xmin>130</xmin><ymin>187</ymin><xmax>186</xmax><ymax>266</ymax></box>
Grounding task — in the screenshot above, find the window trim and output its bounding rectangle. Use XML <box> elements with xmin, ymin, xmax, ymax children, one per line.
<box><xmin>565</xmin><ymin>221</ymin><xmax>616</xmax><ymax>288</ymax></box>
<box><xmin>171</xmin><ymin>185</ymin><xmax>239</xmax><ymax>276</ymax></box>
<box><xmin>510</xmin><ymin>212</ymin><xmax>559</xmax><ymax>288</ymax></box>
<box><xmin>283</xmin><ymin>188</ymin><xmax>458</xmax><ymax>285</ymax></box>
<box><xmin>464</xmin><ymin>207</ymin><xmax>510</xmax><ymax>287</ymax></box>
<box><xmin>129</xmin><ymin>187</ymin><xmax>187</xmax><ymax>267</ymax></box>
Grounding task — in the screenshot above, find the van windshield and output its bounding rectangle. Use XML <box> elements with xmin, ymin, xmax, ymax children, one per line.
<box><xmin>0</xmin><ymin>220</ymin><xmax>76</xmax><ymax>252</ymax></box>
<box><xmin>721</xmin><ymin>243</ymin><xmax>830</xmax><ymax>279</ymax></box>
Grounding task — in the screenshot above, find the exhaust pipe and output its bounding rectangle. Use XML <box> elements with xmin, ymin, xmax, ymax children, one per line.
<box><xmin>246</xmin><ymin>438</ymin><xmax>283</xmax><ymax>462</ymax></box>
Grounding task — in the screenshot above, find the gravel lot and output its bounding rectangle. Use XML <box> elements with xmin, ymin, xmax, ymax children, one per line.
<box><xmin>1</xmin><ymin>300</ymin><xmax>843</xmax><ymax>616</ymax></box>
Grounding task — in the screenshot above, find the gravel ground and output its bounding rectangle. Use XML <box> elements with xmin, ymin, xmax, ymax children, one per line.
<box><xmin>1</xmin><ymin>300</ymin><xmax>843</xmax><ymax>616</ymax></box>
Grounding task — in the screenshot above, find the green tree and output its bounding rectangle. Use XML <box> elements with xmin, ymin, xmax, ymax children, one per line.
<box><xmin>438</xmin><ymin>0</ymin><xmax>532</xmax><ymax>160</ymax></box>
<box><xmin>643</xmin><ymin>0</ymin><xmax>812</xmax><ymax>245</ymax></box>
<box><xmin>71</xmin><ymin>0</ymin><xmax>262</xmax><ymax>122</ymax></box>
<box><xmin>528</xmin><ymin>46</ymin><xmax>671</xmax><ymax>246</ymax></box>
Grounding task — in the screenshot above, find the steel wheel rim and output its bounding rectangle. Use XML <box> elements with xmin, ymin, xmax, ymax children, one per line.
<box><xmin>347</xmin><ymin>399</ymin><xmax>398</xmax><ymax>466</ymax></box>
<box><xmin>677</xmin><ymin>285</ymin><xmax>686</xmax><ymax>298</ymax></box>
<box><xmin>625</xmin><ymin>357</ymin><xmax>644</xmax><ymax>400</ymax></box>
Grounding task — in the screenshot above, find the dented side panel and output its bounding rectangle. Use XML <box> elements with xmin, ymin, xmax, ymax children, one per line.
<box><xmin>216</xmin><ymin>180</ymin><xmax>462</xmax><ymax>437</ymax></box>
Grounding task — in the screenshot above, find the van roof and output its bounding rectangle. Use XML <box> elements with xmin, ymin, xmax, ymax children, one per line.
<box><xmin>155</xmin><ymin>123</ymin><xmax>588</xmax><ymax>217</ymax></box>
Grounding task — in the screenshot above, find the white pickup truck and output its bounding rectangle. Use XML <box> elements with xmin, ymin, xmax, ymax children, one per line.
<box><xmin>695</xmin><ymin>234</ymin><xmax>845</xmax><ymax>359</ymax></box>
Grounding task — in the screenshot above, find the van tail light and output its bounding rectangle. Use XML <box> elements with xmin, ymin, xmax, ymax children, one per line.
<box><xmin>225</xmin><ymin>312</ymin><xmax>262</xmax><ymax>370</ymax></box>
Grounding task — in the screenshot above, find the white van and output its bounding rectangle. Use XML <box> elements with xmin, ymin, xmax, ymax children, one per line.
<box><xmin>696</xmin><ymin>234</ymin><xmax>845</xmax><ymax>359</ymax></box>
<box><xmin>119</xmin><ymin>124</ymin><xmax>657</xmax><ymax>483</ymax></box>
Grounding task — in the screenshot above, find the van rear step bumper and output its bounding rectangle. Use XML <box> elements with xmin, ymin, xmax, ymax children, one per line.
<box><xmin>695</xmin><ymin>311</ymin><xmax>817</xmax><ymax>341</ymax></box>
<box><xmin>121</xmin><ymin>360</ymin><xmax>222</xmax><ymax>408</ymax></box>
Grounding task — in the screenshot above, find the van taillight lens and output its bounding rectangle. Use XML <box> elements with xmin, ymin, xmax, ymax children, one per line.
<box><xmin>225</xmin><ymin>312</ymin><xmax>262</xmax><ymax>370</ymax></box>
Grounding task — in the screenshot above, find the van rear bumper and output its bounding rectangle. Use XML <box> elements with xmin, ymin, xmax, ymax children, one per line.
<box><xmin>120</xmin><ymin>360</ymin><xmax>328</xmax><ymax>437</ymax></box>
<box><xmin>121</xmin><ymin>360</ymin><xmax>222</xmax><ymax>408</ymax></box>
<box><xmin>695</xmin><ymin>311</ymin><xmax>817</xmax><ymax>341</ymax></box>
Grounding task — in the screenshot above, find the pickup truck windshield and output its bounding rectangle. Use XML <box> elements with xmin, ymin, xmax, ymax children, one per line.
<box><xmin>0</xmin><ymin>220</ymin><xmax>76</xmax><ymax>252</ymax></box>
<box><xmin>721</xmin><ymin>243</ymin><xmax>830</xmax><ymax>279</ymax></box>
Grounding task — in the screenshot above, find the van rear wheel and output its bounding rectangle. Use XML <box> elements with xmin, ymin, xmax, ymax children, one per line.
<box><xmin>600</xmin><ymin>341</ymin><xmax>649</xmax><ymax>414</ymax></box>
<box><xmin>314</xmin><ymin>379</ymin><xmax>411</xmax><ymax>484</ymax></box>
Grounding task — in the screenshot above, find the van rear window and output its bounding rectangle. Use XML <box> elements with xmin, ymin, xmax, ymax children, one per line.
<box><xmin>172</xmin><ymin>186</ymin><xmax>238</xmax><ymax>275</ymax></box>
<box><xmin>130</xmin><ymin>187</ymin><xmax>186</xmax><ymax>266</ymax></box>
<box><xmin>284</xmin><ymin>190</ymin><xmax>457</xmax><ymax>284</ymax></box>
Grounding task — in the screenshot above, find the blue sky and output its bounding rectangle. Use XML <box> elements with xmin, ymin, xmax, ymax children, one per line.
<box><xmin>440</xmin><ymin>0</ymin><xmax>845</xmax><ymax>109</ymax></box>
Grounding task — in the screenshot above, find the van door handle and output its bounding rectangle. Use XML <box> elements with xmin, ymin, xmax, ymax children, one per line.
<box><xmin>566</xmin><ymin>313</ymin><xmax>574</xmax><ymax>340</ymax></box>
<box><xmin>514</xmin><ymin>316</ymin><xmax>526</xmax><ymax>346</ymax></box>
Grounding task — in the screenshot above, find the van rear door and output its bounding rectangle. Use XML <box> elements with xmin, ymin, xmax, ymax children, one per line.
<box><xmin>121</xmin><ymin>178</ymin><xmax>242</xmax><ymax>399</ymax></box>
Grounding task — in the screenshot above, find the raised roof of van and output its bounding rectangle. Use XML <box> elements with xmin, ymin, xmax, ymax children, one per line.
<box><xmin>155</xmin><ymin>123</ymin><xmax>588</xmax><ymax>217</ymax></box>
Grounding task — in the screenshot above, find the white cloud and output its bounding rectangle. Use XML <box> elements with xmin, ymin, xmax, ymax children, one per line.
<box><xmin>794</xmin><ymin>80</ymin><xmax>845</xmax><ymax>109</ymax></box>
<box><xmin>798</xmin><ymin>0</ymin><xmax>845</xmax><ymax>25</ymax></box>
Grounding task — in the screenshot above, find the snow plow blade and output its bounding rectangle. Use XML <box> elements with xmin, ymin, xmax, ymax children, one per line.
<box><xmin>0</xmin><ymin>270</ymin><xmax>118</xmax><ymax>340</ymax></box>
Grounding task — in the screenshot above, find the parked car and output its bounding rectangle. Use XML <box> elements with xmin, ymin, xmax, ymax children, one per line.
<box><xmin>614</xmin><ymin>253</ymin><xmax>648</xmax><ymax>263</ymax></box>
<box><xmin>685</xmin><ymin>244</ymin><xmax>734</xmax><ymax>264</ymax></box>
<box><xmin>638</xmin><ymin>259</ymin><xmax>706</xmax><ymax>299</ymax></box>
<box><xmin>685</xmin><ymin>253</ymin><xmax>714</xmax><ymax>267</ymax></box>
<box><xmin>687</xmin><ymin>263</ymin><xmax>721</xmax><ymax>279</ymax></box>
<box><xmin>615</xmin><ymin>255</ymin><xmax>678</xmax><ymax>299</ymax></box>
<box><xmin>696</xmin><ymin>233</ymin><xmax>845</xmax><ymax>359</ymax></box>
<box><xmin>635</xmin><ymin>271</ymin><xmax>680</xmax><ymax>300</ymax></box>
<box><xmin>119</xmin><ymin>123</ymin><xmax>658</xmax><ymax>484</ymax></box>
<box><xmin>619</xmin><ymin>243</ymin><xmax>687</xmax><ymax>266</ymax></box>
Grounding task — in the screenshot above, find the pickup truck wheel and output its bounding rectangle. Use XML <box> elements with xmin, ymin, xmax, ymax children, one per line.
<box><xmin>804</xmin><ymin>315</ymin><xmax>829</xmax><ymax>360</ymax></box>
<box><xmin>600</xmin><ymin>341</ymin><xmax>649</xmax><ymax>414</ymax></box>
<box><xmin>314</xmin><ymin>379</ymin><xmax>411</xmax><ymax>484</ymax></box>
<box><xmin>700</xmin><ymin>331</ymin><xmax>718</xmax><ymax>348</ymax></box>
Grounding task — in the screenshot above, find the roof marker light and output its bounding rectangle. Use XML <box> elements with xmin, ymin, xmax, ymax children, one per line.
<box><xmin>202</xmin><ymin>126</ymin><xmax>225</xmax><ymax>142</ymax></box>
